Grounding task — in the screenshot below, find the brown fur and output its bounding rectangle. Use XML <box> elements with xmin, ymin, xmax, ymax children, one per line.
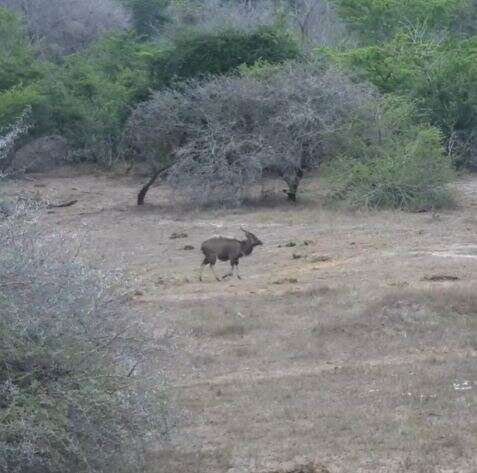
<box><xmin>199</xmin><ymin>229</ymin><xmax>262</xmax><ymax>281</ymax></box>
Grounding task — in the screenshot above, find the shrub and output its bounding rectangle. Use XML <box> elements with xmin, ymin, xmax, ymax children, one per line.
<box><xmin>125</xmin><ymin>62</ymin><xmax>379</xmax><ymax>205</ymax></box>
<box><xmin>0</xmin><ymin>7</ymin><xmax>42</xmax><ymax>92</ymax></box>
<box><xmin>0</xmin><ymin>106</ymin><xmax>32</xmax><ymax>173</ymax></box>
<box><xmin>331</xmin><ymin>34</ymin><xmax>477</xmax><ymax>168</ymax></box>
<box><xmin>0</xmin><ymin>7</ymin><xmax>43</xmax><ymax>129</ymax></box>
<box><xmin>0</xmin><ymin>210</ymin><xmax>168</xmax><ymax>473</ymax></box>
<box><xmin>453</xmin><ymin>0</ymin><xmax>477</xmax><ymax>36</ymax></box>
<box><xmin>161</xmin><ymin>0</ymin><xmax>353</xmax><ymax>48</ymax></box>
<box><xmin>332</xmin><ymin>0</ymin><xmax>466</xmax><ymax>43</ymax></box>
<box><xmin>120</xmin><ymin>0</ymin><xmax>169</xmax><ymax>38</ymax></box>
<box><xmin>150</xmin><ymin>26</ymin><xmax>301</xmax><ymax>87</ymax></box>
<box><xmin>163</xmin><ymin>0</ymin><xmax>278</xmax><ymax>36</ymax></box>
<box><xmin>285</xmin><ymin>0</ymin><xmax>353</xmax><ymax>47</ymax></box>
<box><xmin>322</xmin><ymin>99</ymin><xmax>455</xmax><ymax>209</ymax></box>
<box><xmin>35</xmin><ymin>33</ymin><xmax>158</xmax><ymax>163</ymax></box>
<box><xmin>1</xmin><ymin>0</ymin><xmax>130</xmax><ymax>57</ymax></box>
<box><xmin>0</xmin><ymin>86</ymin><xmax>40</xmax><ymax>131</ymax></box>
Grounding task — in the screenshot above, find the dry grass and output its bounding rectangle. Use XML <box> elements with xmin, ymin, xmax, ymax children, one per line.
<box><xmin>2</xmin><ymin>173</ymin><xmax>477</xmax><ymax>473</ymax></box>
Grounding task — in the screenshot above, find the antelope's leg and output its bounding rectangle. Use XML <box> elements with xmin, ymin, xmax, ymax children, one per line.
<box><xmin>210</xmin><ymin>264</ymin><xmax>220</xmax><ymax>281</ymax></box>
<box><xmin>199</xmin><ymin>263</ymin><xmax>206</xmax><ymax>282</ymax></box>
<box><xmin>199</xmin><ymin>257</ymin><xmax>209</xmax><ymax>282</ymax></box>
<box><xmin>222</xmin><ymin>262</ymin><xmax>234</xmax><ymax>280</ymax></box>
<box><xmin>235</xmin><ymin>263</ymin><xmax>241</xmax><ymax>280</ymax></box>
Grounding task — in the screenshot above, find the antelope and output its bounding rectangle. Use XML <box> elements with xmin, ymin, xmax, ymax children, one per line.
<box><xmin>199</xmin><ymin>228</ymin><xmax>263</xmax><ymax>281</ymax></box>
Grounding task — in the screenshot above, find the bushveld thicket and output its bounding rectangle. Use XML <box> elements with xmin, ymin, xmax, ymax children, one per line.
<box><xmin>0</xmin><ymin>208</ymin><xmax>169</xmax><ymax>473</ymax></box>
<box><xmin>0</xmin><ymin>0</ymin><xmax>475</xmax><ymax>204</ymax></box>
<box><xmin>0</xmin><ymin>2</ymin><xmax>472</xmax><ymax>470</ymax></box>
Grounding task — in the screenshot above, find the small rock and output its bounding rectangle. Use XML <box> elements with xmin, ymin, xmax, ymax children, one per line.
<box><xmin>170</xmin><ymin>231</ymin><xmax>188</xmax><ymax>239</ymax></box>
<box><xmin>134</xmin><ymin>290</ymin><xmax>144</xmax><ymax>296</ymax></box>
<box><xmin>292</xmin><ymin>253</ymin><xmax>304</xmax><ymax>260</ymax></box>
<box><xmin>273</xmin><ymin>277</ymin><xmax>298</xmax><ymax>285</ymax></box>
<box><xmin>183</xmin><ymin>245</ymin><xmax>195</xmax><ymax>250</ymax></box>
<box><xmin>412</xmin><ymin>205</ymin><xmax>433</xmax><ymax>213</ymax></box>
<box><xmin>278</xmin><ymin>241</ymin><xmax>297</xmax><ymax>248</ymax></box>
<box><xmin>310</xmin><ymin>255</ymin><xmax>332</xmax><ymax>263</ymax></box>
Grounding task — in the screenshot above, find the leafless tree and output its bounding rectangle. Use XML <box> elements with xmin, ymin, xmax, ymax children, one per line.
<box><xmin>163</xmin><ymin>0</ymin><xmax>277</xmax><ymax>38</ymax></box>
<box><xmin>287</xmin><ymin>0</ymin><xmax>353</xmax><ymax>47</ymax></box>
<box><xmin>162</xmin><ymin>0</ymin><xmax>353</xmax><ymax>48</ymax></box>
<box><xmin>0</xmin><ymin>0</ymin><xmax>130</xmax><ymax>56</ymax></box>
<box><xmin>124</xmin><ymin>63</ymin><xmax>377</xmax><ymax>205</ymax></box>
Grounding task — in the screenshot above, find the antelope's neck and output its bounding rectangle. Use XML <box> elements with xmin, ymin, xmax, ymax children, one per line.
<box><xmin>241</xmin><ymin>239</ymin><xmax>254</xmax><ymax>256</ymax></box>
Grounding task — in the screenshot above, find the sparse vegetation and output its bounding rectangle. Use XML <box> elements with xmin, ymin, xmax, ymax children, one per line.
<box><xmin>0</xmin><ymin>209</ymin><xmax>169</xmax><ymax>473</ymax></box>
<box><xmin>1</xmin><ymin>1</ymin><xmax>477</xmax><ymax>470</ymax></box>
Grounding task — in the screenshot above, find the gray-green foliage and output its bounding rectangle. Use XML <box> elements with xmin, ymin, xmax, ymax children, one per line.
<box><xmin>322</xmin><ymin>98</ymin><xmax>455</xmax><ymax>209</ymax></box>
<box><xmin>0</xmin><ymin>107</ymin><xmax>31</xmax><ymax>173</ymax></box>
<box><xmin>0</xmin><ymin>0</ymin><xmax>130</xmax><ymax>57</ymax></box>
<box><xmin>127</xmin><ymin>60</ymin><xmax>455</xmax><ymax>209</ymax></box>
<box><xmin>125</xmin><ymin>62</ymin><xmax>378</xmax><ymax>205</ymax></box>
<box><xmin>0</xmin><ymin>210</ymin><xmax>169</xmax><ymax>473</ymax></box>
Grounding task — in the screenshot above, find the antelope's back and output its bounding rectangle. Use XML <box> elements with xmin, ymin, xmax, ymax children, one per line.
<box><xmin>201</xmin><ymin>236</ymin><xmax>240</xmax><ymax>258</ymax></box>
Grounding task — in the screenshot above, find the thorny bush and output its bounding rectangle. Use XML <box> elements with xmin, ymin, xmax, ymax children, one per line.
<box><xmin>124</xmin><ymin>62</ymin><xmax>377</xmax><ymax>205</ymax></box>
<box><xmin>0</xmin><ymin>209</ymin><xmax>170</xmax><ymax>473</ymax></box>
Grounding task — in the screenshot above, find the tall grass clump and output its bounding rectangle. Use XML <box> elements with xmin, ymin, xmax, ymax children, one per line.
<box><xmin>0</xmin><ymin>210</ymin><xmax>169</xmax><ymax>473</ymax></box>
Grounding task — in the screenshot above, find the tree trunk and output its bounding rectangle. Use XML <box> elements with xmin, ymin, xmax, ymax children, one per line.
<box><xmin>137</xmin><ymin>164</ymin><xmax>173</xmax><ymax>205</ymax></box>
<box><xmin>283</xmin><ymin>168</ymin><xmax>303</xmax><ymax>203</ymax></box>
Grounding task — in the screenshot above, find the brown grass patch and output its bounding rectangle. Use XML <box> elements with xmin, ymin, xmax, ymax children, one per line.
<box><xmin>263</xmin><ymin>463</ymin><xmax>330</xmax><ymax>473</ymax></box>
<box><xmin>212</xmin><ymin>323</ymin><xmax>248</xmax><ymax>338</ymax></box>
<box><xmin>373</xmin><ymin>287</ymin><xmax>477</xmax><ymax>317</ymax></box>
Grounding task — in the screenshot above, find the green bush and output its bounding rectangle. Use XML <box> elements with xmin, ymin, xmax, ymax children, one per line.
<box><xmin>151</xmin><ymin>26</ymin><xmax>301</xmax><ymax>86</ymax></box>
<box><xmin>0</xmin><ymin>7</ymin><xmax>44</xmax><ymax>129</ymax></box>
<box><xmin>322</xmin><ymin>99</ymin><xmax>455</xmax><ymax>209</ymax></box>
<box><xmin>35</xmin><ymin>33</ymin><xmax>158</xmax><ymax>162</ymax></box>
<box><xmin>330</xmin><ymin>34</ymin><xmax>477</xmax><ymax>168</ymax></box>
<box><xmin>121</xmin><ymin>0</ymin><xmax>170</xmax><ymax>37</ymax></box>
<box><xmin>332</xmin><ymin>0</ymin><xmax>466</xmax><ymax>43</ymax></box>
<box><xmin>0</xmin><ymin>7</ymin><xmax>42</xmax><ymax>92</ymax></box>
<box><xmin>0</xmin><ymin>86</ymin><xmax>42</xmax><ymax>131</ymax></box>
<box><xmin>0</xmin><ymin>210</ymin><xmax>168</xmax><ymax>473</ymax></box>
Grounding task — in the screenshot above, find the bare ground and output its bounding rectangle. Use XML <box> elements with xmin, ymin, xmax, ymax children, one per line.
<box><xmin>4</xmin><ymin>173</ymin><xmax>477</xmax><ymax>473</ymax></box>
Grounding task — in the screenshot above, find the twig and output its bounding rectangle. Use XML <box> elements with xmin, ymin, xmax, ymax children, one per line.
<box><xmin>47</xmin><ymin>200</ymin><xmax>78</xmax><ymax>209</ymax></box>
<box><xmin>127</xmin><ymin>361</ymin><xmax>140</xmax><ymax>377</ymax></box>
<box><xmin>0</xmin><ymin>281</ymin><xmax>28</xmax><ymax>287</ymax></box>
